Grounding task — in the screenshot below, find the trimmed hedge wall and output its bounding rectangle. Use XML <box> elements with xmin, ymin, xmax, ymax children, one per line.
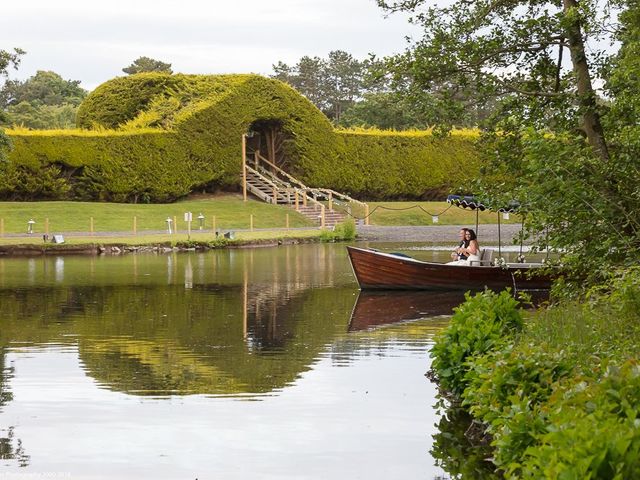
<box><xmin>322</xmin><ymin>129</ymin><xmax>479</xmax><ymax>199</ymax></box>
<box><xmin>3</xmin><ymin>73</ymin><xmax>480</xmax><ymax>202</ymax></box>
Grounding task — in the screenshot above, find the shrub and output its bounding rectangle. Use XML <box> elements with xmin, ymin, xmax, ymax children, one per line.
<box><xmin>320</xmin><ymin>218</ymin><xmax>357</xmax><ymax>242</ymax></box>
<box><xmin>517</xmin><ymin>362</ymin><xmax>640</xmax><ymax>479</ymax></box>
<box><xmin>429</xmin><ymin>289</ymin><xmax>524</xmax><ymax>397</ymax></box>
<box><xmin>462</xmin><ymin>344</ymin><xmax>574</xmax><ymax>469</ymax></box>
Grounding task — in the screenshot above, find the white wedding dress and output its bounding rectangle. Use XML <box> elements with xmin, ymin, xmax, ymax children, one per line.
<box><xmin>447</xmin><ymin>246</ymin><xmax>481</xmax><ymax>266</ymax></box>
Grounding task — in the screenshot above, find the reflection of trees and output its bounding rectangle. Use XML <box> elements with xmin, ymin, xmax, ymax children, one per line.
<box><xmin>0</xmin><ymin>349</ymin><xmax>29</xmax><ymax>468</ymax></box>
<box><xmin>0</xmin><ymin>283</ymin><xmax>356</xmax><ymax>396</ymax></box>
<box><xmin>0</xmin><ymin>426</ymin><xmax>30</xmax><ymax>467</ymax></box>
<box><xmin>430</xmin><ymin>405</ymin><xmax>499</xmax><ymax>480</ymax></box>
<box><xmin>0</xmin><ymin>348</ymin><xmax>13</xmax><ymax>409</ymax></box>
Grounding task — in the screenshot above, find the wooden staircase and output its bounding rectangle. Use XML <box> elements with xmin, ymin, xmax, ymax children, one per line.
<box><xmin>243</xmin><ymin>153</ymin><xmax>368</xmax><ymax>228</ymax></box>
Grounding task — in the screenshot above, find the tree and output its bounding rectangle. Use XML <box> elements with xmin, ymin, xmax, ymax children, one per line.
<box><xmin>273</xmin><ymin>50</ymin><xmax>489</xmax><ymax>129</ymax></box>
<box><xmin>122</xmin><ymin>56</ymin><xmax>173</xmax><ymax>75</ymax></box>
<box><xmin>378</xmin><ymin>0</ymin><xmax>611</xmax><ymax>158</ymax></box>
<box><xmin>377</xmin><ymin>0</ymin><xmax>638</xmax><ymax>286</ymax></box>
<box><xmin>0</xmin><ymin>48</ymin><xmax>24</xmax><ymax>162</ymax></box>
<box><xmin>6</xmin><ymin>102</ymin><xmax>78</xmax><ymax>129</ymax></box>
<box><xmin>272</xmin><ymin>51</ymin><xmax>365</xmax><ymax>122</ymax></box>
<box><xmin>0</xmin><ymin>70</ymin><xmax>87</xmax><ymax>130</ymax></box>
<box><xmin>338</xmin><ymin>91</ymin><xmax>429</xmax><ymax>130</ymax></box>
<box><xmin>0</xmin><ymin>70</ymin><xmax>86</xmax><ymax>108</ymax></box>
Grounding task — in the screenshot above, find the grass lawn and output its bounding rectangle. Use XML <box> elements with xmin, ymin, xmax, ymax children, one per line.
<box><xmin>0</xmin><ymin>195</ymin><xmax>313</xmax><ymax>235</ymax></box>
<box><xmin>0</xmin><ymin>196</ymin><xmax>521</xmax><ymax>241</ymax></box>
<box><xmin>0</xmin><ymin>229</ymin><xmax>323</xmax><ymax>246</ymax></box>
<box><xmin>366</xmin><ymin>201</ymin><xmax>522</xmax><ymax>226</ymax></box>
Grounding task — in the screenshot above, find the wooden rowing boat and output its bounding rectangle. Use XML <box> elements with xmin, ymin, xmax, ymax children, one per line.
<box><xmin>346</xmin><ymin>246</ymin><xmax>553</xmax><ymax>291</ymax></box>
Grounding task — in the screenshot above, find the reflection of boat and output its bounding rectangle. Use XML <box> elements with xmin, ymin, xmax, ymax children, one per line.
<box><xmin>347</xmin><ymin>246</ymin><xmax>553</xmax><ymax>291</ymax></box>
<box><xmin>348</xmin><ymin>290</ymin><xmax>467</xmax><ymax>331</ymax></box>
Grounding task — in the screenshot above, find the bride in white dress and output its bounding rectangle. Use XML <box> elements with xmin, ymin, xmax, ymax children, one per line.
<box><xmin>447</xmin><ymin>229</ymin><xmax>480</xmax><ymax>265</ymax></box>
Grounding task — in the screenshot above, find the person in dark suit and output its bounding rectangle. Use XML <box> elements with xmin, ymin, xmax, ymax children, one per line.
<box><xmin>451</xmin><ymin>228</ymin><xmax>469</xmax><ymax>261</ymax></box>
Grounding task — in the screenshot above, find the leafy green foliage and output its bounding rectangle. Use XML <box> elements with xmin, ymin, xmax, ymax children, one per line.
<box><xmin>122</xmin><ymin>56</ymin><xmax>173</xmax><ymax>75</ymax></box>
<box><xmin>0</xmin><ymin>70</ymin><xmax>86</xmax><ymax>109</ymax></box>
<box><xmin>272</xmin><ymin>50</ymin><xmax>367</xmax><ymax>123</ymax></box>
<box><xmin>6</xmin><ymin>102</ymin><xmax>78</xmax><ymax>130</ymax></box>
<box><xmin>337</xmin><ymin>91</ymin><xmax>429</xmax><ymax>130</ymax></box>
<box><xmin>319</xmin><ymin>218</ymin><xmax>356</xmax><ymax>242</ymax></box>
<box><xmin>0</xmin><ymin>47</ymin><xmax>24</xmax><ymax>163</ymax></box>
<box><xmin>375</xmin><ymin>0</ymin><xmax>640</xmax><ymax>290</ymax></box>
<box><xmin>438</xmin><ymin>268</ymin><xmax>640</xmax><ymax>477</ymax></box>
<box><xmin>9</xmin><ymin>74</ymin><xmax>337</xmax><ymax>202</ymax></box>
<box><xmin>526</xmin><ymin>267</ymin><xmax>640</xmax><ymax>373</ymax></box>
<box><xmin>477</xmin><ymin>128</ymin><xmax>640</xmax><ymax>285</ymax></box>
<box><xmin>518</xmin><ymin>362</ymin><xmax>640</xmax><ymax>479</ymax></box>
<box><xmin>0</xmin><ymin>70</ymin><xmax>87</xmax><ymax>130</ymax></box>
<box><xmin>429</xmin><ymin>290</ymin><xmax>523</xmax><ymax>397</ymax></box>
<box><xmin>0</xmin><ymin>48</ymin><xmax>24</xmax><ymax>79</ymax></box>
<box><xmin>0</xmin><ymin>129</ymin><xmax>10</xmax><ymax>164</ymax></box>
<box><xmin>463</xmin><ymin>344</ymin><xmax>574</xmax><ymax>468</ymax></box>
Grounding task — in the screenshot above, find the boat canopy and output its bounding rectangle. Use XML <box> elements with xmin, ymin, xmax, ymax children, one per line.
<box><xmin>446</xmin><ymin>194</ymin><xmax>520</xmax><ymax>213</ymax></box>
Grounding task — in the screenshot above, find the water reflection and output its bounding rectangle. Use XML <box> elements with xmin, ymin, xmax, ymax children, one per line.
<box><xmin>349</xmin><ymin>290</ymin><xmax>468</xmax><ymax>332</ymax></box>
<box><xmin>0</xmin><ymin>244</ymin><xmax>461</xmax><ymax>478</ymax></box>
<box><xmin>0</xmin><ymin>350</ymin><xmax>29</xmax><ymax>468</ymax></box>
<box><xmin>431</xmin><ymin>406</ymin><xmax>499</xmax><ymax>479</ymax></box>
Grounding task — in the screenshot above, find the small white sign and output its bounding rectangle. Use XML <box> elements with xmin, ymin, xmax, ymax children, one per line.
<box><xmin>184</xmin><ymin>212</ymin><xmax>193</xmax><ymax>222</ymax></box>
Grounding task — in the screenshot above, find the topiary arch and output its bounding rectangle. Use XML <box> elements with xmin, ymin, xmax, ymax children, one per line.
<box><xmin>4</xmin><ymin>73</ymin><xmax>481</xmax><ymax>202</ymax></box>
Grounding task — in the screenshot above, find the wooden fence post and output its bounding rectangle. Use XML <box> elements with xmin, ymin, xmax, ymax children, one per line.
<box><xmin>242</xmin><ymin>134</ymin><xmax>247</xmax><ymax>202</ymax></box>
<box><xmin>133</xmin><ymin>216</ymin><xmax>137</xmax><ymax>236</ymax></box>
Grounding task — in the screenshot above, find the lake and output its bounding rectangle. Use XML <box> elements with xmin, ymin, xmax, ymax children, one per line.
<box><xmin>0</xmin><ymin>243</ymin><xmax>479</xmax><ymax>479</ymax></box>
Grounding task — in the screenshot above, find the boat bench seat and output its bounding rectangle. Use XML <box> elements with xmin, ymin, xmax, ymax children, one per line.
<box><xmin>470</xmin><ymin>248</ymin><xmax>494</xmax><ymax>266</ymax></box>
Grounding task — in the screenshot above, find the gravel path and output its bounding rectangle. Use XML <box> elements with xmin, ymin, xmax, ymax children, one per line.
<box><xmin>356</xmin><ymin>224</ymin><xmax>527</xmax><ymax>244</ymax></box>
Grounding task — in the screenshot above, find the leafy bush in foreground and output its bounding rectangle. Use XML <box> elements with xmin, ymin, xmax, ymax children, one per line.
<box><xmin>463</xmin><ymin>344</ymin><xmax>574</xmax><ymax>470</ymax></box>
<box><xmin>429</xmin><ymin>289</ymin><xmax>523</xmax><ymax>397</ymax></box>
<box><xmin>517</xmin><ymin>362</ymin><xmax>640</xmax><ymax>479</ymax></box>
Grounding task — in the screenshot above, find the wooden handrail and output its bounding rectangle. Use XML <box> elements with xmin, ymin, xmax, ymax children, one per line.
<box><xmin>249</xmin><ymin>154</ymin><xmax>367</xmax><ymax>226</ymax></box>
<box><xmin>245</xmin><ymin>165</ymin><xmax>280</xmax><ymax>190</ymax></box>
<box><xmin>256</xmin><ymin>153</ymin><xmax>308</xmax><ymax>190</ymax></box>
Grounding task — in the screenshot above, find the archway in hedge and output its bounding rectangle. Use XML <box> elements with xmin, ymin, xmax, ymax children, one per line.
<box><xmin>246</xmin><ymin>119</ymin><xmax>293</xmax><ymax>171</ymax></box>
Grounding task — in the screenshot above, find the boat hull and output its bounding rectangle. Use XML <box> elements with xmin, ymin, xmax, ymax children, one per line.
<box><xmin>347</xmin><ymin>246</ymin><xmax>553</xmax><ymax>291</ymax></box>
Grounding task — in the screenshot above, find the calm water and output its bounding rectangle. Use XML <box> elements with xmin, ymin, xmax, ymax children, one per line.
<box><xmin>0</xmin><ymin>243</ymin><xmax>466</xmax><ymax>479</ymax></box>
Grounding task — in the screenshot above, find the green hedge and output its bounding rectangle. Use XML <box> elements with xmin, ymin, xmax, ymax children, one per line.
<box><xmin>326</xmin><ymin>129</ymin><xmax>480</xmax><ymax>199</ymax></box>
<box><xmin>4</xmin><ymin>73</ymin><xmax>481</xmax><ymax>202</ymax></box>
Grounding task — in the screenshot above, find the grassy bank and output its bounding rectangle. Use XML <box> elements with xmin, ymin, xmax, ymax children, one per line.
<box><xmin>367</xmin><ymin>201</ymin><xmax>522</xmax><ymax>226</ymax></box>
<box><xmin>429</xmin><ymin>271</ymin><xmax>640</xmax><ymax>478</ymax></box>
<box><xmin>0</xmin><ymin>197</ymin><xmax>521</xmax><ymax>238</ymax></box>
<box><xmin>0</xmin><ymin>229</ymin><xmax>324</xmax><ymax>246</ymax></box>
<box><xmin>0</xmin><ymin>195</ymin><xmax>313</xmax><ymax>235</ymax></box>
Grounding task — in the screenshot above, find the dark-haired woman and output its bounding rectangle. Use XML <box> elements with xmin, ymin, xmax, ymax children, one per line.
<box><xmin>447</xmin><ymin>229</ymin><xmax>480</xmax><ymax>265</ymax></box>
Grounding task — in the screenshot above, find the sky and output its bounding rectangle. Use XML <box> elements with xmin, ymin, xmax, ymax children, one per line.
<box><xmin>1</xmin><ymin>0</ymin><xmax>422</xmax><ymax>91</ymax></box>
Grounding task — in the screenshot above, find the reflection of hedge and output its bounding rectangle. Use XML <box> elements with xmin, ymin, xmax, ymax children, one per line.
<box><xmin>4</xmin><ymin>73</ymin><xmax>480</xmax><ymax>202</ymax></box>
<box><xmin>0</xmin><ymin>283</ymin><xmax>354</xmax><ymax>395</ymax></box>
